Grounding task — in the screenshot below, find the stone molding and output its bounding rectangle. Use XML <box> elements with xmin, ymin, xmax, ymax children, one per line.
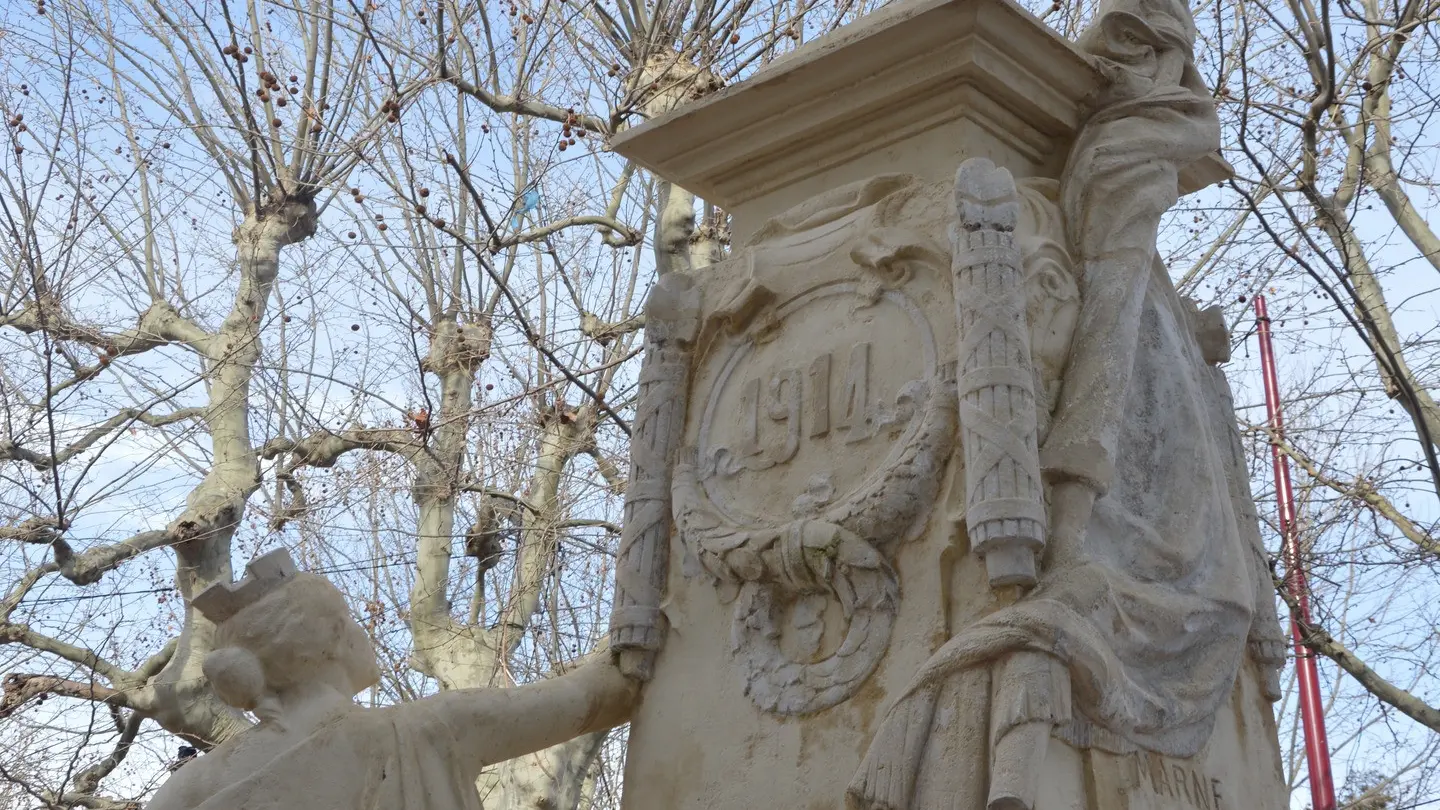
<box><xmin>611</xmin><ymin>0</ymin><xmax>1228</xmax><ymax>209</ymax></box>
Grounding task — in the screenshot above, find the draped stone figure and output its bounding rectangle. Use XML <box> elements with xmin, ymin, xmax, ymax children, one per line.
<box><xmin>146</xmin><ymin>551</ymin><xmax>635</xmax><ymax>810</ymax></box>
<box><xmin>847</xmin><ymin>2</ymin><xmax>1285</xmax><ymax>809</ymax></box>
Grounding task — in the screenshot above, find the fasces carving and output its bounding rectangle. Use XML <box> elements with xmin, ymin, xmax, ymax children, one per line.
<box><xmin>951</xmin><ymin>158</ymin><xmax>1047</xmax><ymax>588</ymax></box>
<box><xmin>677</xmin><ymin>276</ymin><xmax>956</xmax><ymax>715</ymax></box>
<box><xmin>611</xmin><ymin>272</ymin><xmax>701</xmax><ymax>679</ymax></box>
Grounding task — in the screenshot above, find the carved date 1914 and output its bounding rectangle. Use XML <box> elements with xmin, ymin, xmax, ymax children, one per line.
<box><xmin>726</xmin><ymin>342</ymin><xmax>878</xmax><ymax>474</ymax></box>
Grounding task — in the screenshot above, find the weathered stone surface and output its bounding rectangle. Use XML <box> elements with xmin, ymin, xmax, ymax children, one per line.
<box><xmin>610</xmin><ymin>0</ymin><xmax>1230</xmax><ymax>241</ymax></box>
<box><xmin>611</xmin><ymin>1</ymin><xmax>1287</xmax><ymax>810</ymax></box>
<box><xmin>151</xmin><ymin>1</ymin><xmax>1291</xmax><ymax>807</ymax></box>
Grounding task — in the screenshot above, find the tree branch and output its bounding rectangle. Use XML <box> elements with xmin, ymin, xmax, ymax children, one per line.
<box><xmin>579</xmin><ymin>312</ymin><xmax>645</xmax><ymax>347</ymax></box>
<box><xmin>50</xmin><ymin>530</ymin><xmax>175</xmax><ymax>586</ymax></box>
<box><xmin>72</xmin><ymin>710</ymin><xmax>142</xmax><ymax>795</ymax></box>
<box><xmin>583</xmin><ymin>446</ymin><xmax>626</xmax><ymax>495</ymax></box>
<box><xmin>1269</xmin><ymin>433</ymin><xmax>1439</xmax><ymax>557</ymax></box>
<box><xmin>440</xmin><ymin>71</ymin><xmax>608</xmax><ymax>135</ymax></box>
<box><xmin>459</xmin><ymin>486</ymin><xmax>538</xmax><ymax>514</ymax></box>
<box><xmin>2</xmin><ymin>298</ymin><xmax>212</xmax><ymax>356</ymax></box>
<box><xmin>1275</xmin><ymin>585</ymin><xmax>1440</xmax><ymax>734</ymax></box>
<box><xmin>1</xmin><ymin>408</ymin><xmax>205</xmax><ymax>471</ymax></box>
<box><xmin>0</xmin><ymin>674</ymin><xmax>126</xmax><ymax>720</ymax></box>
<box><xmin>493</xmin><ymin>215</ymin><xmax>641</xmax><ymax>252</ymax></box>
<box><xmin>260</xmin><ymin>426</ymin><xmax>424</xmax><ymax>468</ymax></box>
<box><xmin>0</xmin><ymin>624</ymin><xmax>130</xmax><ymax>685</ymax></box>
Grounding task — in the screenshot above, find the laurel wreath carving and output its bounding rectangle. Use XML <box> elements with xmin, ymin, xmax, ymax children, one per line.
<box><xmin>672</xmin><ymin>375</ymin><xmax>956</xmax><ymax>715</ymax></box>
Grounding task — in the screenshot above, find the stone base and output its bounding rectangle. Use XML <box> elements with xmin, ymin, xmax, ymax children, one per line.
<box><xmin>1038</xmin><ymin>661</ymin><xmax>1286</xmax><ymax>810</ymax></box>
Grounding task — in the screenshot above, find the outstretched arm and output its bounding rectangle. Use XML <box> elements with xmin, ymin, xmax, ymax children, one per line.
<box><xmin>424</xmin><ymin>658</ymin><xmax>639</xmax><ymax>777</ymax></box>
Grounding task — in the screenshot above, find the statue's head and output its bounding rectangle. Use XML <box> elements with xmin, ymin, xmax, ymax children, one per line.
<box><xmin>1083</xmin><ymin>0</ymin><xmax>1198</xmax><ymax>69</ymax></box>
<box><xmin>192</xmin><ymin>551</ymin><xmax>381</xmax><ymax>717</ymax></box>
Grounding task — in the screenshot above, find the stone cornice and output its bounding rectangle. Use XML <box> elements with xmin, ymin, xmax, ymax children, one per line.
<box><xmin>611</xmin><ymin>0</ymin><xmax>1229</xmax><ymax>207</ymax></box>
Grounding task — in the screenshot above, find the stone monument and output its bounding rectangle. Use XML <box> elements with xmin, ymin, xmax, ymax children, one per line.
<box><xmin>607</xmin><ymin>1</ymin><xmax>1289</xmax><ymax>809</ymax></box>
<box><xmin>148</xmin><ymin>3</ymin><xmax>1290</xmax><ymax>810</ymax></box>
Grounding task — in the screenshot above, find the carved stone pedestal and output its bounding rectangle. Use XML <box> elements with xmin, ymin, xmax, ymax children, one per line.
<box><xmin>1036</xmin><ymin>660</ymin><xmax>1285</xmax><ymax>810</ymax></box>
<box><xmin>610</xmin><ymin>2</ymin><xmax>1288</xmax><ymax>809</ymax></box>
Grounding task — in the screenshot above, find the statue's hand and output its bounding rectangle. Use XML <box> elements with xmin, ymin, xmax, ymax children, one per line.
<box><xmin>1247</xmin><ymin>637</ymin><xmax>1286</xmax><ymax>702</ymax></box>
<box><xmin>616</xmin><ymin>648</ymin><xmax>657</xmax><ymax>681</ymax></box>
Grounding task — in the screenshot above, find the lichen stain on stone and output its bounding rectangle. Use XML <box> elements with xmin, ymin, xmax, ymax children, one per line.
<box><xmin>848</xmin><ymin>676</ymin><xmax>888</xmax><ymax>754</ymax></box>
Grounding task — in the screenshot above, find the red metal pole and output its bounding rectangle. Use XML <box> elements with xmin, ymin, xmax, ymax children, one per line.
<box><xmin>1254</xmin><ymin>295</ymin><xmax>1336</xmax><ymax>810</ymax></box>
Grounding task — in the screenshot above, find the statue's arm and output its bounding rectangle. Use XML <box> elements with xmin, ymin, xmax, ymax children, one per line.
<box><xmin>424</xmin><ymin>659</ymin><xmax>639</xmax><ymax>775</ymax></box>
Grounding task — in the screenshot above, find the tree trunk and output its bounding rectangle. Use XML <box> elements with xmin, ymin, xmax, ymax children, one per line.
<box><xmin>147</xmin><ymin>198</ymin><xmax>318</xmax><ymax>747</ymax></box>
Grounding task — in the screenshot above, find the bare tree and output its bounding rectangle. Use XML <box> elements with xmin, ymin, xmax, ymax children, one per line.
<box><xmin>0</xmin><ymin>0</ymin><xmax>872</xmax><ymax>807</ymax></box>
<box><xmin>5</xmin><ymin>0</ymin><xmax>1439</xmax><ymax>808</ymax></box>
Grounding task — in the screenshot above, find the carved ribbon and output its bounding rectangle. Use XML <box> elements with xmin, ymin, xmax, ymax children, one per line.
<box><xmin>673</xmin><ymin>376</ymin><xmax>956</xmax><ymax>715</ymax></box>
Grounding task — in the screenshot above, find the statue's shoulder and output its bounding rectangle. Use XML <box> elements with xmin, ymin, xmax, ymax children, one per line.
<box><xmin>145</xmin><ymin>759</ymin><xmax>212</xmax><ymax>810</ymax></box>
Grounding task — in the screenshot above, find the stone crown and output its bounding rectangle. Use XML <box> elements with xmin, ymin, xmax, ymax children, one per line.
<box><xmin>191</xmin><ymin>549</ymin><xmax>298</xmax><ymax>624</ymax></box>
